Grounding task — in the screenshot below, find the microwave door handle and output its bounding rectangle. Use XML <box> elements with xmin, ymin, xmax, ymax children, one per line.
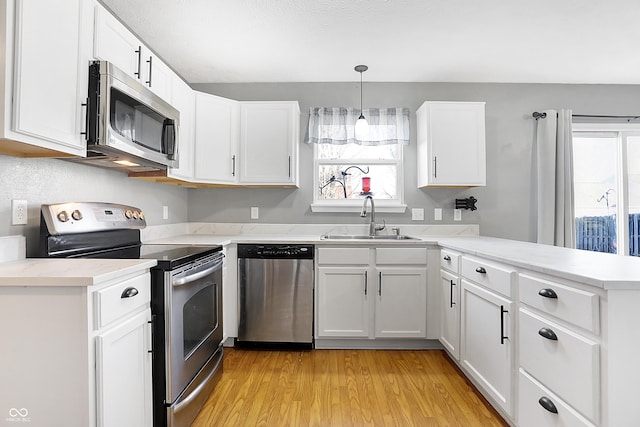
<box><xmin>162</xmin><ymin>119</ymin><xmax>176</xmax><ymax>159</ymax></box>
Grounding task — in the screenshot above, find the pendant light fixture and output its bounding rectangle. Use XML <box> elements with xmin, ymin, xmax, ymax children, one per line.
<box><xmin>354</xmin><ymin>64</ymin><xmax>369</xmax><ymax>140</ymax></box>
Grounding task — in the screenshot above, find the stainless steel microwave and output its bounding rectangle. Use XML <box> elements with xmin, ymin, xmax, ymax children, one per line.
<box><xmin>83</xmin><ymin>60</ymin><xmax>179</xmax><ymax>171</ymax></box>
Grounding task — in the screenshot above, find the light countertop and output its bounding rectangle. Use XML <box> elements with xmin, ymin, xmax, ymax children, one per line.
<box><xmin>438</xmin><ymin>236</ymin><xmax>640</xmax><ymax>290</ymax></box>
<box><xmin>0</xmin><ymin>258</ymin><xmax>157</xmax><ymax>286</ymax></box>
<box><xmin>149</xmin><ymin>233</ymin><xmax>640</xmax><ymax>290</ymax></box>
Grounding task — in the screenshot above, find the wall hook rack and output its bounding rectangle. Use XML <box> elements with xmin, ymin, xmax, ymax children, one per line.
<box><xmin>455</xmin><ymin>196</ymin><xmax>478</xmax><ymax>211</ymax></box>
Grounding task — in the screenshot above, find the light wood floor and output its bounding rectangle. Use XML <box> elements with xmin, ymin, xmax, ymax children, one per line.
<box><xmin>192</xmin><ymin>348</ymin><xmax>508</xmax><ymax>426</ymax></box>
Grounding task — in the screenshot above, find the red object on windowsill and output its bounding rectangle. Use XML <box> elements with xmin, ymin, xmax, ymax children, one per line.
<box><xmin>362</xmin><ymin>177</ymin><xmax>371</xmax><ymax>193</ymax></box>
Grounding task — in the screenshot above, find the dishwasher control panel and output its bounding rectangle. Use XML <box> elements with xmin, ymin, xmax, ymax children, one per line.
<box><xmin>237</xmin><ymin>244</ymin><xmax>314</xmax><ymax>259</ymax></box>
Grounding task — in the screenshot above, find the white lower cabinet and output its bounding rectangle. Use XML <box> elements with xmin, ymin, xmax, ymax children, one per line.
<box><xmin>96</xmin><ymin>309</ymin><xmax>152</xmax><ymax>427</ymax></box>
<box><xmin>440</xmin><ymin>269</ymin><xmax>460</xmax><ymax>358</ymax></box>
<box><xmin>459</xmin><ymin>255</ymin><xmax>515</xmax><ymax>418</ymax></box>
<box><xmin>439</xmin><ymin>248</ymin><xmax>461</xmax><ymax>359</ymax></box>
<box><xmin>518</xmin><ymin>369</ymin><xmax>596</xmax><ymax>427</ymax></box>
<box><xmin>460</xmin><ymin>280</ymin><xmax>514</xmax><ymax>416</ymax></box>
<box><xmin>316</xmin><ymin>266</ymin><xmax>370</xmax><ymax>337</ymax></box>
<box><xmin>315</xmin><ymin>246</ymin><xmax>428</xmax><ymax>342</ymax></box>
<box><xmin>375</xmin><ymin>267</ymin><xmax>427</xmax><ymax>338</ymax></box>
<box><xmin>0</xmin><ymin>271</ymin><xmax>153</xmax><ymax>427</ymax></box>
<box><xmin>517</xmin><ymin>272</ymin><xmax>601</xmax><ymax>426</ymax></box>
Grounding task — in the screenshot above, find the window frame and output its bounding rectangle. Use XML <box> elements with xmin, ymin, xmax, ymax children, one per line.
<box><xmin>572</xmin><ymin>122</ymin><xmax>640</xmax><ymax>256</ymax></box>
<box><xmin>310</xmin><ymin>143</ymin><xmax>407</xmax><ymax>213</ymax></box>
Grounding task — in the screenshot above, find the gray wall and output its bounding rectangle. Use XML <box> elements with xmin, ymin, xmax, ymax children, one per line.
<box><xmin>3</xmin><ymin>82</ymin><xmax>639</xmax><ymax>254</ymax></box>
<box><xmin>191</xmin><ymin>81</ymin><xmax>640</xmax><ymax>242</ymax></box>
<box><xmin>0</xmin><ymin>155</ymin><xmax>188</xmax><ymax>256</ymax></box>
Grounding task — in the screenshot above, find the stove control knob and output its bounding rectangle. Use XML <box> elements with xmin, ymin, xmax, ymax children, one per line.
<box><xmin>139</xmin><ymin>211</ymin><xmax>145</xmax><ymax>220</ymax></box>
<box><xmin>132</xmin><ymin>211</ymin><xmax>139</xmax><ymax>220</ymax></box>
<box><xmin>125</xmin><ymin>210</ymin><xmax>133</xmax><ymax>219</ymax></box>
<box><xmin>57</xmin><ymin>211</ymin><xmax>69</xmax><ymax>222</ymax></box>
<box><xmin>71</xmin><ymin>210</ymin><xmax>83</xmax><ymax>221</ymax></box>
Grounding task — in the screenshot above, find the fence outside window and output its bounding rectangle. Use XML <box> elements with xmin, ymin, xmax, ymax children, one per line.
<box><xmin>575</xmin><ymin>214</ymin><xmax>640</xmax><ymax>256</ymax></box>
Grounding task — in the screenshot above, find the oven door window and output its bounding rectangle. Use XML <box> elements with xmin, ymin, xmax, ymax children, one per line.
<box><xmin>110</xmin><ymin>87</ymin><xmax>167</xmax><ymax>153</ymax></box>
<box><xmin>183</xmin><ymin>283</ymin><xmax>218</xmax><ymax>359</ymax></box>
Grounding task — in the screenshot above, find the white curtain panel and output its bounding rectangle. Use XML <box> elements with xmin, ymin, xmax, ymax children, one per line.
<box><xmin>305</xmin><ymin>107</ymin><xmax>410</xmax><ymax>145</ymax></box>
<box><xmin>536</xmin><ymin>109</ymin><xmax>575</xmax><ymax>247</ymax></box>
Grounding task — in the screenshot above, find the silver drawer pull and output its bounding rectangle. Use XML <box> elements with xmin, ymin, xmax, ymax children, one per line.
<box><xmin>538</xmin><ymin>288</ymin><xmax>558</xmax><ymax>299</ymax></box>
<box><xmin>538</xmin><ymin>327</ymin><xmax>558</xmax><ymax>341</ymax></box>
<box><xmin>443</xmin><ymin>255</ymin><xmax>451</xmax><ymax>261</ymax></box>
<box><xmin>475</xmin><ymin>266</ymin><xmax>487</xmax><ymax>274</ymax></box>
<box><xmin>121</xmin><ymin>287</ymin><xmax>139</xmax><ymax>298</ymax></box>
<box><xmin>538</xmin><ymin>396</ymin><xmax>558</xmax><ymax>414</ymax></box>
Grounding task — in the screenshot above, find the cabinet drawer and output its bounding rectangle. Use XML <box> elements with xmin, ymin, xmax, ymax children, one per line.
<box><xmin>520</xmin><ymin>273</ymin><xmax>599</xmax><ymax>334</ymax></box>
<box><xmin>461</xmin><ymin>256</ymin><xmax>514</xmax><ymax>297</ymax></box>
<box><xmin>94</xmin><ymin>273</ymin><xmax>151</xmax><ymax>329</ymax></box>
<box><xmin>519</xmin><ymin>309</ymin><xmax>599</xmax><ymax>422</ymax></box>
<box><xmin>518</xmin><ymin>369</ymin><xmax>596</xmax><ymax>427</ymax></box>
<box><xmin>376</xmin><ymin>247</ymin><xmax>427</xmax><ymax>265</ymax></box>
<box><xmin>317</xmin><ymin>247</ymin><xmax>369</xmax><ymax>265</ymax></box>
<box><xmin>440</xmin><ymin>249</ymin><xmax>460</xmax><ymax>272</ymax></box>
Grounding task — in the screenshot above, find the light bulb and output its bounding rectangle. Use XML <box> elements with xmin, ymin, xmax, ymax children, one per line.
<box><xmin>355</xmin><ymin>116</ymin><xmax>369</xmax><ymax>140</ymax></box>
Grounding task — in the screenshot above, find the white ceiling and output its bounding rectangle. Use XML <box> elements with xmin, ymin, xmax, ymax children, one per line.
<box><xmin>99</xmin><ymin>0</ymin><xmax>640</xmax><ymax>84</ymax></box>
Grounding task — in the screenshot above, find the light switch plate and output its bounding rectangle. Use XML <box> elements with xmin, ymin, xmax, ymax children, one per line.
<box><xmin>251</xmin><ymin>207</ymin><xmax>259</xmax><ymax>220</ymax></box>
<box><xmin>411</xmin><ymin>208</ymin><xmax>424</xmax><ymax>221</ymax></box>
<box><xmin>434</xmin><ymin>208</ymin><xmax>442</xmax><ymax>221</ymax></box>
<box><xmin>454</xmin><ymin>209</ymin><xmax>462</xmax><ymax>221</ymax></box>
<box><xmin>162</xmin><ymin>206</ymin><xmax>169</xmax><ymax>220</ymax></box>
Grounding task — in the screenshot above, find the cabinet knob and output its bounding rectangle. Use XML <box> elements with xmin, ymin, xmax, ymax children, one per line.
<box><xmin>475</xmin><ymin>266</ymin><xmax>487</xmax><ymax>274</ymax></box>
<box><xmin>538</xmin><ymin>327</ymin><xmax>558</xmax><ymax>341</ymax></box>
<box><xmin>443</xmin><ymin>255</ymin><xmax>451</xmax><ymax>261</ymax></box>
<box><xmin>538</xmin><ymin>288</ymin><xmax>558</xmax><ymax>299</ymax></box>
<box><xmin>121</xmin><ymin>287</ymin><xmax>139</xmax><ymax>298</ymax></box>
<box><xmin>538</xmin><ymin>396</ymin><xmax>558</xmax><ymax>414</ymax></box>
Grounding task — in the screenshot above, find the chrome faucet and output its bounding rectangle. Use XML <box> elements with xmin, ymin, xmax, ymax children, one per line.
<box><xmin>360</xmin><ymin>195</ymin><xmax>385</xmax><ymax>236</ymax></box>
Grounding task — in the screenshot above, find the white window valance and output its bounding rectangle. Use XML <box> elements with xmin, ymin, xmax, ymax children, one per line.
<box><xmin>305</xmin><ymin>107</ymin><xmax>410</xmax><ymax>145</ymax></box>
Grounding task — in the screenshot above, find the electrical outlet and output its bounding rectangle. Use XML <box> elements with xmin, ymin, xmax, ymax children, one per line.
<box><xmin>434</xmin><ymin>208</ymin><xmax>442</xmax><ymax>221</ymax></box>
<box><xmin>454</xmin><ymin>209</ymin><xmax>462</xmax><ymax>221</ymax></box>
<box><xmin>12</xmin><ymin>199</ymin><xmax>28</xmax><ymax>225</ymax></box>
<box><xmin>251</xmin><ymin>207</ymin><xmax>259</xmax><ymax>220</ymax></box>
<box><xmin>163</xmin><ymin>206</ymin><xmax>169</xmax><ymax>220</ymax></box>
<box><xmin>411</xmin><ymin>208</ymin><xmax>424</xmax><ymax>221</ymax></box>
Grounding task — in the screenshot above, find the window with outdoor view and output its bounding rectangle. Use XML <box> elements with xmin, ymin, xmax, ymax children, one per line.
<box><xmin>572</xmin><ymin>124</ymin><xmax>640</xmax><ymax>256</ymax></box>
<box><xmin>306</xmin><ymin>107</ymin><xmax>409</xmax><ymax>213</ymax></box>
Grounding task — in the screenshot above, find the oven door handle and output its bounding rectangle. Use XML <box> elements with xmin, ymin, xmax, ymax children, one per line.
<box><xmin>173</xmin><ymin>350</ymin><xmax>223</xmax><ymax>413</ymax></box>
<box><xmin>172</xmin><ymin>256</ymin><xmax>224</xmax><ymax>287</ymax></box>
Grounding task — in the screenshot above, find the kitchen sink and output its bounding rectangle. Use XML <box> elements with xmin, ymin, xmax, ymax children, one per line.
<box><xmin>320</xmin><ymin>235</ymin><xmax>420</xmax><ymax>240</ymax></box>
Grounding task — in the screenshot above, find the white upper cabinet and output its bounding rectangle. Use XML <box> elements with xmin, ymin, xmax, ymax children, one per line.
<box><xmin>416</xmin><ymin>101</ymin><xmax>486</xmax><ymax>187</ymax></box>
<box><xmin>194</xmin><ymin>92</ymin><xmax>240</xmax><ymax>184</ymax></box>
<box><xmin>0</xmin><ymin>0</ymin><xmax>92</xmax><ymax>157</ymax></box>
<box><xmin>94</xmin><ymin>5</ymin><xmax>172</xmax><ymax>102</ymax></box>
<box><xmin>239</xmin><ymin>101</ymin><xmax>300</xmax><ymax>186</ymax></box>
<box><xmin>167</xmin><ymin>76</ymin><xmax>195</xmax><ymax>181</ymax></box>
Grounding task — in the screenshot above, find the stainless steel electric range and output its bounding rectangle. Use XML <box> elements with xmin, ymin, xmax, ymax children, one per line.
<box><xmin>39</xmin><ymin>202</ymin><xmax>223</xmax><ymax>427</ymax></box>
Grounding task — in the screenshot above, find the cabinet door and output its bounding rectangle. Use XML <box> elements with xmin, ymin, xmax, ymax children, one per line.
<box><xmin>194</xmin><ymin>92</ymin><xmax>239</xmax><ymax>183</ymax></box>
<box><xmin>417</xmin><ymin>102</ymin><xmax>486</xmax><ymax>187</ymax></box>
<box><xmin>96</xmin><ymin>309</ymin><xmax>152</xmax><ymax>427</ymax></box>
<box><xmin>12</xmin><ymin>0</ymin><xmax>87</xmax><ymax>155</ymax></box>
<box><xmin>239</xmin><ymin>102</ymin><xmax>299</xmax><ymax>185</ymax></box>
<box><xmin>140</xmin><ymin>50</ymin><xmax>173</xmax><ymax>102</ymax></box>
<box><xmin>316</xmin><ymin>267</ymin><xmax>370</xmax><ymax>338</ymax></box>
<box><xmin>440</xmin><ymin>269</ymin><xmax>460</xmax><ymax>359</ymax></box>
<box><xmin>168</xmin><ymin>76</ymin><xmax>195</xmax><ymax>181</ymax></box>
<box><xmin>460</xmin><ymin>279</ymin><xmax>514</xmax><ymax>416</ymax></box>
<box><xmin>94</xmin><ymin>5</ymin><xmax>142</xmax><ymax>79</ymax></box>
<box><xmin>374</xmin><ymin>267</ymin><xmax>427</xmax><ymax>338</ymax></box>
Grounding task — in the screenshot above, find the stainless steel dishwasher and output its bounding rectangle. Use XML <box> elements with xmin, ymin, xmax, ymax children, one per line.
<box><xmin>237</xmin><ymin>244</ymin><xmax>314</xmax><ymax>348</ymax></box>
